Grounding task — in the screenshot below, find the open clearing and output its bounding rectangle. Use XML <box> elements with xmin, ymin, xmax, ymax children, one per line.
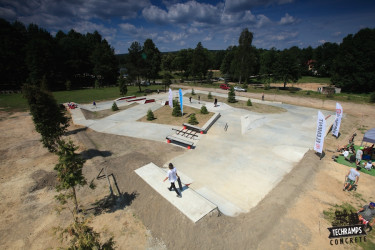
<box><xmin>1</xmin><ymin>83</ymin><xmax>375</xmax><ymax>249</ymax></box>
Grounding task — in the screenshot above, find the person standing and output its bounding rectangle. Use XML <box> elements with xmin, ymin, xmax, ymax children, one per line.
<box><xmin>261</xmin><ymin>93</ymin><xmax>264</xmax><ymax>101</ymax></box>
<box><xmin>343</xmin><ymin>166</ymin><xmax>361</xmax><ymax>191</ymax></box>
<box><xmin>189</xmin><ymin>96</ymin><xmax>192</xmax><ymax>103</ymax></box>
<box><xmin>198</xmin><ymin>95</ymin><xmax>200</xmax><ymax>104</ymax></box>
<box><xmin>163</xmin><ymin>163</ymin><xmax>181</xmax><ymax>197</ymax></box>
<box><xmin>356</xmin><ymin>146</ymin><xmax>364</xmax><ymax>166</ymax></box>
<box><xmin>93</xmin><ymin>100</ymin><xmax>96</xmax><ymax>108</ymax></box>
<box><xmin>214</xmin><ymin>98</ymin><xmax>217</xmax><ymax>107</ymax></box>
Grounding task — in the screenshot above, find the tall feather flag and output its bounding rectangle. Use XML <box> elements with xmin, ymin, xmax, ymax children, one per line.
<box><xmin>179</xmin><ymin>88</ymin><xmax>183</xmax><ymax>115</ymax></box>
<box><xmin>332</xmin><ymin>102</ymin><xmax>343</xmax><ymax>137</ymax></box>
<box><xmin>168</xmin><ymin>88</ymin><xmax>173</xmax><ymax>108</ymax></box>
<box><xmin>314</xmin><ymin>111</ymin><xmax>326</xmax><ymax>154</ymax></box>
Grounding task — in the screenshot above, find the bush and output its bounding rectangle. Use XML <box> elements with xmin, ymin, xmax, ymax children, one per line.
<box><xmin>188</xmin><ymin>113</ymin><xmax>198</xmax><ymax>125</ymax></box>
<box><xmin>111</xmin><ymin>102</ymin><xmax>119</xmax><ymax>111</ymax></box>
<box><xmin>208</xmin><ymin>92</ymin><xmax>213</xmax><ymax>99</ymax></box>
<box><xmin>370</xmin><ymin>92</ymin><xmax>375</xmax><ymax>103</ymax></box>
<box><xmin>200</xmin><ymin>105</ymin><xmax>208</xmax><ymax>114</ymax></box>
<box><xmin>247</xmin><ymin>99</ymin><xmax>252</xmax><ymax>106</ymax></box>
<box><xmin>147</xmin><ymin>109</ymin><xmax>155</xmax><ymax>120</ymax></box>
<box><xmin>264</xmin><ymin>82</ymin><xmax>270</xmax><ymax>90</ymax></box>
<box><xmin>172</xmin><ymin>100</ymin><xmax>182</xmax><ymax>117</ymax></box>
<box><xmin>191</xmin><ymin>88</ymin><xmax>196</xmax><ymax>95</ymax></box>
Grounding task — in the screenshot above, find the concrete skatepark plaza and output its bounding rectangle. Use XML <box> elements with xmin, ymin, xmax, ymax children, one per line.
<box><xmin>71</xmin><ymin>90</ymin><xmax>334</xmax><ymax>219</ymax></box>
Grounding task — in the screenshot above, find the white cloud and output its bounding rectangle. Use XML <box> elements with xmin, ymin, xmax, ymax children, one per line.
<box><xmin>333</xmin><ymin>31</ymin><xmax>342</xmax><ymax>37</ymax></box>
<box><xmin>0</xmin><ymin>7</ymin><xmax>17</xmax><ymax>19</ymax></box>
<box><xmin>143</xmin><ymin>1</ymin><xmax>220</xmax><ymax>25</ymax></box>
<box><xmin>279</xmin><ymin>13</ymin><xmax>296</xmax><ymax>25</ymax></box>
<box><xmin>119</xmin><ymin>23</ymin><xmax>137</xmax><ymax>33</ymax></box>
<box><xmin>224</xmin><ymin>0</ymin><xmax>294</xmax><ymax>13</ymax></box>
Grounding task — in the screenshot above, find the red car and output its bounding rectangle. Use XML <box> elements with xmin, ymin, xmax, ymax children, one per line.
<box><xmin>220</xmin><ymin>84</ymin><xmax>230</xmax><ymax>90</ymax></box>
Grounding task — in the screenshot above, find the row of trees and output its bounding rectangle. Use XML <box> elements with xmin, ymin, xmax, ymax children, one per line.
<box><xmin>0</xmin><ymin>18</ymin><xmax>118</xmax><ymax>91</ymax></box>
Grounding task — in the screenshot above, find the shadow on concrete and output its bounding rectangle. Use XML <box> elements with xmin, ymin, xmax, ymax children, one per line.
<box><xmin>65</xmin><ymin>127</ymin><xmax>88</xmax><ymax>135</ymax></box>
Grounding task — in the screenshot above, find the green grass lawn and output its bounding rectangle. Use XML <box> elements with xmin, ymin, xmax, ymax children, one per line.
<box><xmin>0</xmin><ymin>85</ymin><xmax>166</xmax><ymax>112</ymax></box>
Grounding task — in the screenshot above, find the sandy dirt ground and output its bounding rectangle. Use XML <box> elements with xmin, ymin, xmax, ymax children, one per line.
<box><xmin>1</xmin><ymin>84</ymin><xmax>375</xmax><ymax>249</ymax></box>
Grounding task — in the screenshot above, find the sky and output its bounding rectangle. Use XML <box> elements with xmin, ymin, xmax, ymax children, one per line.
<box><xmin>1</xmin><ymin>0</ymin><xmax>375</xmax><ymax>54</ymax></box>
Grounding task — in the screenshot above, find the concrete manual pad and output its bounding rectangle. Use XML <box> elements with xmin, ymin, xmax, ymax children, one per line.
<box><xmin>135</xmin><ymin>163</ymin><xmax>217</xmax><ymax>223</ymax></box>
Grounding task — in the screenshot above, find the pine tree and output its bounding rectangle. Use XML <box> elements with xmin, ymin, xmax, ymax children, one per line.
<box><xmin>111</xmin><ymin>101</ymin><xmax>119</xmax><ymax>111</ymax></box>
<box><xmin>200</xmin><ymin>105</ymin><xmax>208</xmax><ymax>114</ymax></box>
<box><xmin>191</xmin><ymin>88</ymin><xmax>196</xmax><ymax>95</ymax></box>
<box><xmin>228</xmin><ymin>86</ymin><xmax>236</xmax><ymax>103</ymax></box>
<box><xmin>172</xmin><ymin>100</ymin><xmax>182</xmax><ymax>117</ymax></box>
<box><xmin>22</xmin><ymin>84</ymin><xmax>69</xmax><ymax>152</ymax></box>
<box><xmin>247</xmin><ymin>99</ymin><xmax>252</xmax><ymax>106</ymax></box>
<box><xmin>188</xmin><ymin>113</ymin><xmax>198</xmax><ymax>125</ymax></box>
<box><xmin>208</xmin><ymin>91</ymin><xmax>213</xmax><ymax>99</ymax></box>
<box><xmin>54</xmin><ymin>140</ymin><xmax>88</xmax><ymax>215</ymax></box>
<box><xmin>147</xmin><ymin>109</ymin><xmax>155</xmax><ymax>120</ymax></box>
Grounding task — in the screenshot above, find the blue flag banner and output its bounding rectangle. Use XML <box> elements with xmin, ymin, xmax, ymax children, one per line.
<box><xmin>179</xmin><ymin>89</ymin><xmax>183</xmax><ymax>115</ymax></box>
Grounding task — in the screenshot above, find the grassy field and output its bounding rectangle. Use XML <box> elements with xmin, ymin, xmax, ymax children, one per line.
<box><xmin>0</xmin><ymin>85</ymin><xmax>165</xmax><ymax>112</ymax></box>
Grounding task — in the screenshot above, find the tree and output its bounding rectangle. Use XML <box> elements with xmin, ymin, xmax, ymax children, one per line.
<box><xmin>23</xmin><ymin>84</ymin><xmax>69</xmax><ymax>152</ymax></box>
<box><xmin>247</xmin><ymin>99</ymin><xmax>252</xmax><ymax>106</ymax></box>
<box><xmin>273</xmin><ymin>49</ymin><xmax>301</xmax><ymax>88</ymax></box>
<box><xmin>259</xmin><ymin>48</ymin><xmax>278</xmax><ymax>84</ymax></box>
<box><xmin>91</xmin><ymin>39</ymin><xmax>119</xmax><ymax>87</ymax></box>
<box><xmin>331</xmin><ymin>28</ymin><xmax>375</xmax><ymax>92</ymax></box>
<box><xmin>228</xmin><ymin>86</ymin><xmax>236</xmax><ymax>103</ymax></box>
<box><xmin>161</xmin><ymin>53</ymin><xmax>175</xmax><ymax>73</ymax></box>
<box><xmin>232</xmin><ymin>29</ymin><xmax>256</xmax><ymax>84</ymax></box>
<box><xmin>118</xmin><ymin>77</ymin><xmax>128</xmax><ymax>96</ymax></box>
<box><xmin>111</xmin><ymin>102</ymin><xmax>119</xmax><ymax>111</ymax></box>
<box><xmin>188</xmin><ymin>113</ymin><xmax>198</xmax><ymax>125</ymax></box>
<box><xmin>172</xmin><ymin>100</ymin><xmax>182</xmax><ymax>117</ymax></box>
<box><xmin>208</xmin><ymin>92</ymin><xmax>213</xmax><ymax>99</ymax></box>
<box><xmin>147</xmin><ymin>109</ymin><xmax>155</xmax><ymax>120</ymax></box>
<box><xmin>200</xmin><ymin>105</ymin><xmax>208</xmax><ymax>114</ymax></box>
<box><xmin>190</xmin><ymin>42</ymin><xmax>209</xmax><ymax>81</ymax></box>
<box><xmin>127</xmin><ymin>41</ymin><xmax>144</xmax><ymax>92</ymax></box>
<box><xmin>143</xmin><ymin>39</ymin><xmax>161</xmax><ymax>82</ymax></box>
<box><xmin>54</xmin><ymin>140</ymin><xmax>88</xmax><ymax>214</ymax></box>
<box><xmin>162</xmin><ymin>73</ymin><xmax>172</xmax><ymax>92</ymax></box>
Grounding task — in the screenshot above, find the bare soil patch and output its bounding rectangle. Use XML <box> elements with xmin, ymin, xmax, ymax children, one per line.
<box><xmin>1</xmin><ymin>84</ymin><xmax>375</xmax><ymax>249</ymax></box>
<box><xmin>137</xmin><ymin>105</ymin><xmax>214</xmax><ymax>126</ymax></box>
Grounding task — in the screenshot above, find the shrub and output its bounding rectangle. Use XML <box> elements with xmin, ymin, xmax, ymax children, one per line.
<box><xmin>370</xmin><ymin>92</ymin><xmax>375</xmax><ymax>103</ymax></box>
<box><xmin>147</xmin><ymin>109</ymin><xmax>155</xmax><ymax>120</ymax></box>
<box><xmin>111</xmin><ymin>102</ymin><xmax>119</xmax><ymax>111</ymax></box>
<box><xmin>188</xmin><ymin>113</ymin><xmax>198</xmax><ymax>125</ymax></box>
<box><xmin>306</xmin><ymin>90</ymin><xmax>311</xmax><ymax>95</ymax></box>
<box><xmin>200</xmin><ymin>105</ymin><xmax>208</xmax><ymax>114</ymax></box>
<box><xmin>264</xmin><ymin>82</ymin><xmax>270</xmax><ymax>90</ymax></box>
<box><xmin>208</xmin><ymin>91</ymin><xmax>213</xmax><ymax>99</ymax></box>
<box><xmin>247</xmin><ymin>99</ymin><xmax>252</xmax><ymax>106</ymax></box>
<box><xmin>191</xmin><ymin>88</ymin><xmax>196</xmax><ymax>95</ymax></box>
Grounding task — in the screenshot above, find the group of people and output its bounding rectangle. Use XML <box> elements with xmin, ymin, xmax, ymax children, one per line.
<box><xmin>67</xmin><ymin>102</ymin><xmax>78</xmax><ymax>109</ymax></box>
<box><xmin>188</xmin><ymin>96</ymin><xmax>218</xmax><ymax>107</ymax></box>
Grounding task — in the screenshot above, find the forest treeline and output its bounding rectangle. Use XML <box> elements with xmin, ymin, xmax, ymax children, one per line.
<box><xmin>1</xmin><ymin>17</ymin><xmax>374</xmax><ymax>93</ymax></box>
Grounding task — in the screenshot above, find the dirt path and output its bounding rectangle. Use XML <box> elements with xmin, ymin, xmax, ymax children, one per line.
<box><xmin>1</xmin><ymin>87</ymin><xmax>374</xmax><ymax>249</ymax></box>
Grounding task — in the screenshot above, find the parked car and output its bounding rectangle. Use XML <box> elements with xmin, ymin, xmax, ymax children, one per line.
<box><xmin>220</xmin><ymin>84</ymin><xmax>230</xmax><ymax>90</ymax></box>
<box><xmin>234</xmin><ymin>86</ymin><xmax>247</xmax><ymax>92</ymax></box>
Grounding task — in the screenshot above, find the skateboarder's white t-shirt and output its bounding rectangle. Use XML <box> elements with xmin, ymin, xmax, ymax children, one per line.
<box><xmin>167</xmin><ymin>168</ymin><xmax>177</xmax><ymax>183</ymax></box>
<box><xmin>348</xmin><ymin>168</ymin><xmax>360</xmax><ymax>181</ymax></box>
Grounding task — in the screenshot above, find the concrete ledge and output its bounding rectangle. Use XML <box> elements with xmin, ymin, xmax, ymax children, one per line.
<box><xmin>183</xmin><ymin>112</ymin><xmax>221</xmax><ymax>134</ymax></box>
<box><xmin>135</xmin><ymin>163</ymin><xmax>217</xmax><ymax>223</ymax></box>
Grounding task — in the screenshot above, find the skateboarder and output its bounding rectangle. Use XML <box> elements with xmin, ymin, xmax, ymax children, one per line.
<box><xmin>163</xmin><ymin>163</ymin><xmax>182</xmax><ymax>197</ymax></box>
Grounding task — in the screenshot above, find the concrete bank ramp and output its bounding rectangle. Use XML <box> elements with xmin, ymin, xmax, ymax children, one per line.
<box><xmin>135</xmin><ymin>163</ymin><xmax>217</xmax><ymax>223</ymax></box>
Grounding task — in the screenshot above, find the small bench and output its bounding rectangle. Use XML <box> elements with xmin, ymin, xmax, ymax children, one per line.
<box><xmin>166</xmin><ymin>135</ymin><xmax>194</xmax><ymax>149</ymax></box>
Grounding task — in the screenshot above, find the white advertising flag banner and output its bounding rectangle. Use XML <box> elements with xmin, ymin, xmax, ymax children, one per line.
<box><xmin>332</xmin><ymin>102</ymin><xmax>343</xmax><ymax>137</ymax></box>
<box><xmin>314</xmin><ymin>111</ymin><xmax>326</xmax><ymax>154</ymax></box>
<box><xmin>168</xmin><ymin>88</ymin><xmax>173</xmax><ymax>108</ymax></box>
